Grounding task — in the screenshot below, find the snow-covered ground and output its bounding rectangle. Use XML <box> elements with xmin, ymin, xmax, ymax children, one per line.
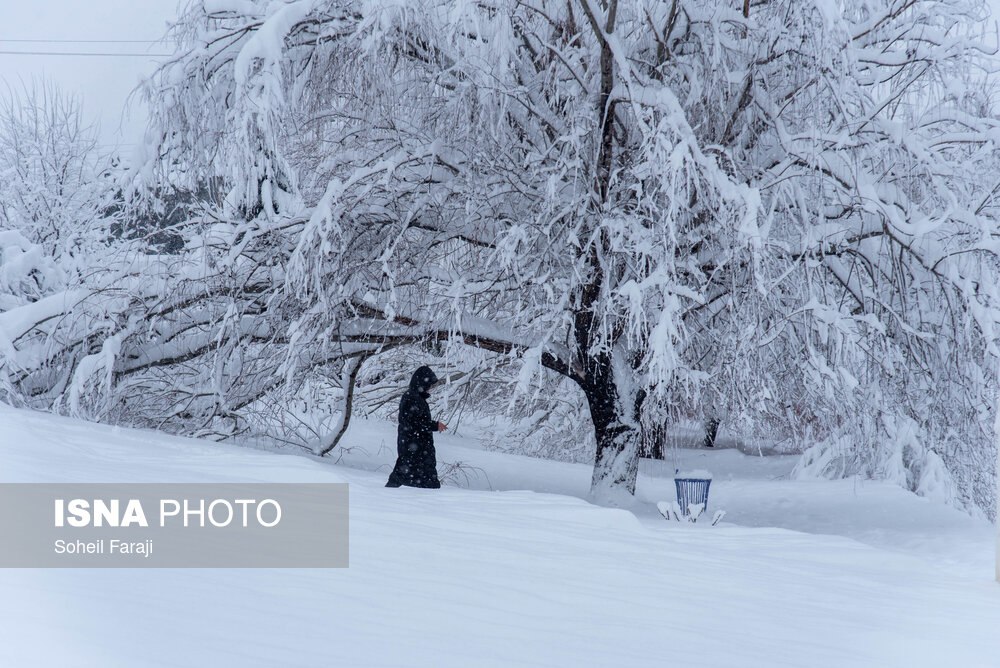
<box><xmin>1</xmin><ymin>403</ymin><xmax>998</xmax><ymax>667</ymax></box>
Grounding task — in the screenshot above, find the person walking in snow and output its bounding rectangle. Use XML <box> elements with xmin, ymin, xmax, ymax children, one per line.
<box><xmin>385</xmin><ymin>365</ymin><xmax>447</xmax><ymax>489</ymax></box>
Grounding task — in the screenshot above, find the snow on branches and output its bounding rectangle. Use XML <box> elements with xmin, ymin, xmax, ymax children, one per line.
<box><xmin>2</xmin><ymin>0</ymin><xmax>998</xmax><ymax>513</ymax></box>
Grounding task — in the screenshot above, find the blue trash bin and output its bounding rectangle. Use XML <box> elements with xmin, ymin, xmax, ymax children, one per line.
<box><xmin>674</xmin><ymin>476</ymin><xmax>712</xmax><ymax>517</ymax></box>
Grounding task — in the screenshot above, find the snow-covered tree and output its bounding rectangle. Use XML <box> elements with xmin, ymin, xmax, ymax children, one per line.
<box><xmin>135</xmin><ymin>0</ymin><xmax>1000</xmax><ymax>504</ymax></box>
<box><xmin>4</xmin><ymin>0</ymin><xmax>1000</xmax><ymax>513</ymax></box>
<box><xmin>137</xmin><ymin>0</ymin><xmax>761</xmax><ymax>499</ymax></box>
<box><xmin>0</xmin><ymin>82</ymin><xmax>112</xmax><ymax>317</ymax></box>
<box><xmin>137</xmin><ymin>0</ymin><xmax>1000</xmax><ymax>503</ymax></box>
<box><xmin>0</xmin><ymin>81</ymin><xmax>112</xmax><ymax>268</ymax></box>
<box><xmin>0</xmin><ymin>81</ymin><xmax>128</xmax><ymax>411</ymax></box>
<box><xmin>697</xmin><ymin>0</ymin><xmax>1000</xmax><ymax>514</ymax></box>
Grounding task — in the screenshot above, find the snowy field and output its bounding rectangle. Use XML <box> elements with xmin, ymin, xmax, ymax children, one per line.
<box><xmin>1</xmin><ymin>403</ymin><xmax>998</xmax><ymax>667</ymax></box>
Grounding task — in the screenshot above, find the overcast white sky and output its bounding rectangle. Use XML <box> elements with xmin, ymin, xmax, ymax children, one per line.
<box><xmin>0</xmin><ymin>0</ymin><xmax>182</xmax><ymax>153</ymax></box>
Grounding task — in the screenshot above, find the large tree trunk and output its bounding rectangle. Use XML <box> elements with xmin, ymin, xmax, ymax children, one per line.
<box><xmin>577</xmin><ymin>0</ymin><xmax>641</xmax><ymax>499</ymax></box>
<box><xmin>582</xmin><ymin>354</ymin><xmax>641</xmax><ymax>498</ymax></box>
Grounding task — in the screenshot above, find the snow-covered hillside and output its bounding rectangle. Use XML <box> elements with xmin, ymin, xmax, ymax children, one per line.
<box><xmin>1</xmin><ymin>404</ymin><xmax>998</xmax><ymax>667</ymax></box>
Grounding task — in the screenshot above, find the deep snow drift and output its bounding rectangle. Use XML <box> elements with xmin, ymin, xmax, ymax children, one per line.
<box><xmin>1</xmin><ymin>403</ymin><xmax>998</xmax><ymax>667</ymax></box>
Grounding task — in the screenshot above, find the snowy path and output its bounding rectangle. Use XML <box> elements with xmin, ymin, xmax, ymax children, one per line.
<box><xmin>341</xmin><ymin>418</ymin><xmax>996</xmax><ymax>576</ymax></box>
<box><xmin>1</xmin><ymin>405</ymin><xmax>999</xmax><ymax>667</ymax></box>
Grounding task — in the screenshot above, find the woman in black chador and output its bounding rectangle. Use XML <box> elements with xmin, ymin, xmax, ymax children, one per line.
<box><xmin>386</xmin><ymin>366</ymin><xmax>447</xmax><ymax>488</ymax></box>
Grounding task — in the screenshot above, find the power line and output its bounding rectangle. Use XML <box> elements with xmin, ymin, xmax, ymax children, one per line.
<box><xmin>0</xmin><ymin>50</ymin><xmax>171</xmax><ymax>57</ymax></box>
<box><xmin>0</xmin><ymin>38</ymin><xmax>170</xmax><ymax>44</ymax></box>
